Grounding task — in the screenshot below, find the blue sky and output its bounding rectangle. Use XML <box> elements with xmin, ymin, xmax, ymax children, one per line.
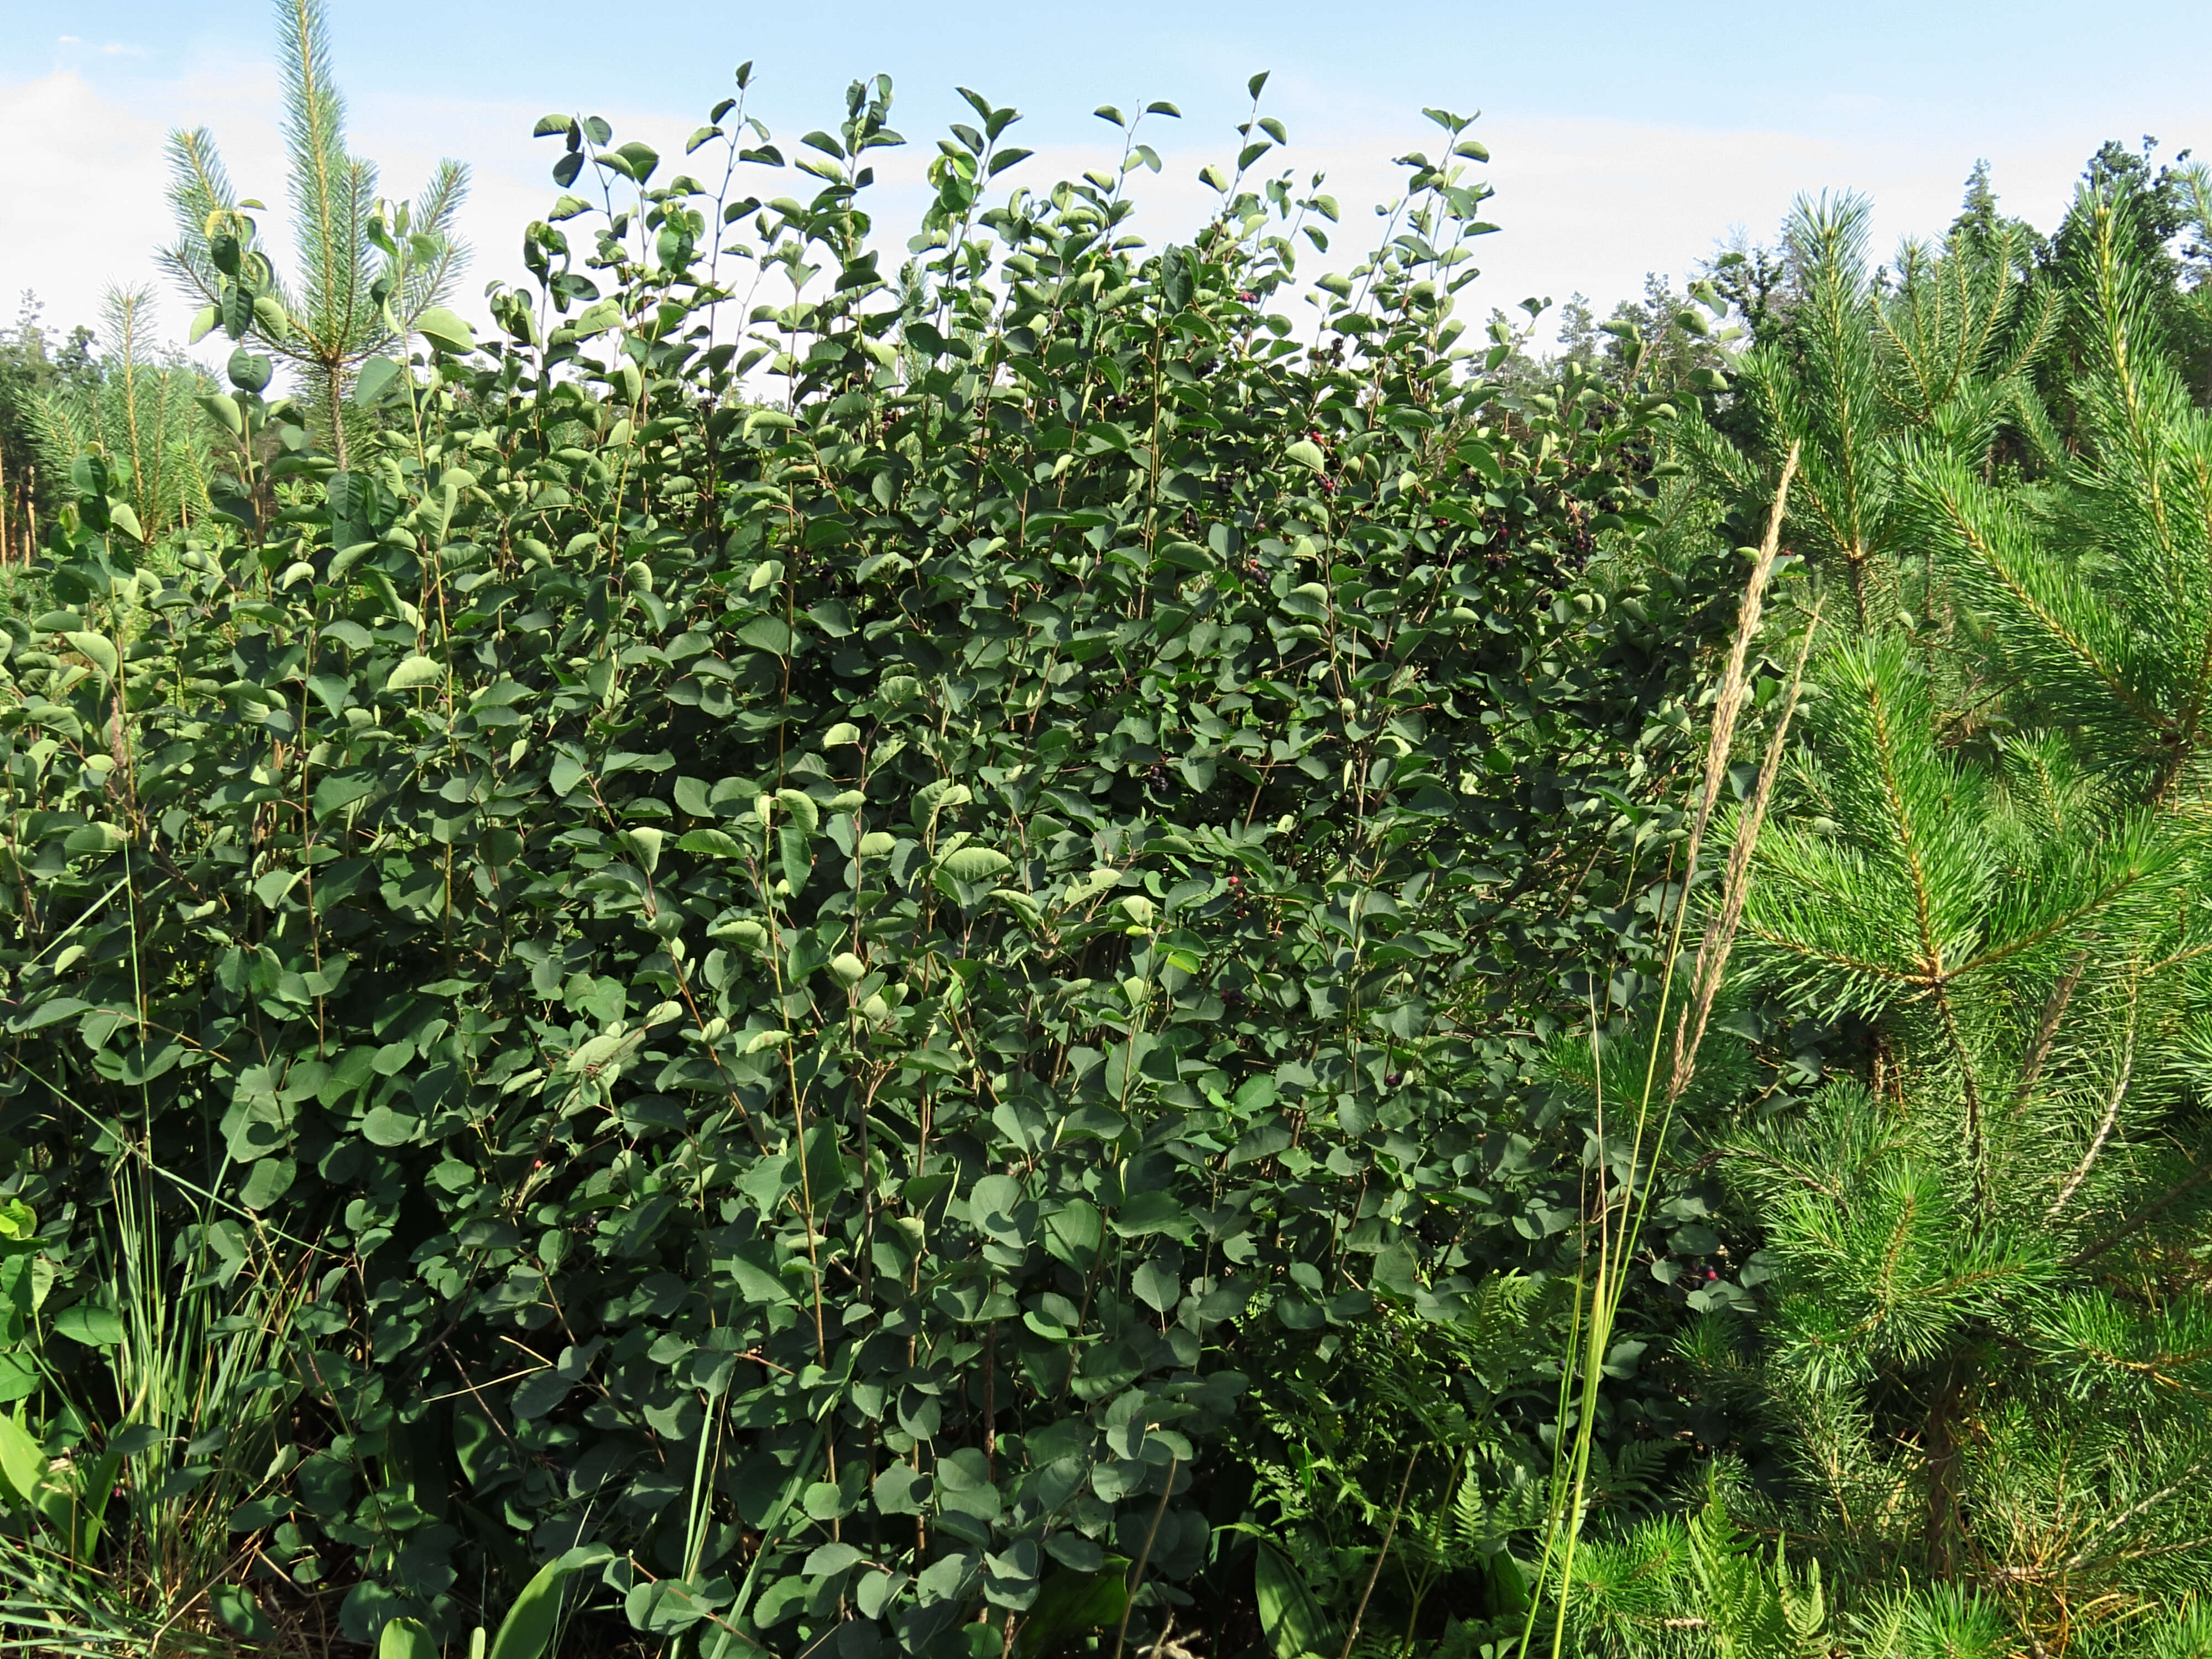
<box><xmin>8</xmin><ymin>1</ymin><xmax>2212</xmax><ymax>351</ymax></box>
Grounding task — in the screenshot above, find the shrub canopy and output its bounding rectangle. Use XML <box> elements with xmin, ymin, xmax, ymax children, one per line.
<box><xmin>0</xmin><ymin>77</ymin><xmax>1715</xmax><ymax>1650</ymax></box>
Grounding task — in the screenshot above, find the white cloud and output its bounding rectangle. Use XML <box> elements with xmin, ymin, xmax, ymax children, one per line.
<box><xmin>1</xmin><ymin>68</ymin><xmax>182</xmax><ymax>331</ymax></box>
<box><xmin>0</xmin><ymin>56</ymin><xmax>285</xmax><ymax>349</ymax></box>
<box><xmin>1463</xmin><ymin>112</ymin><xmax>2091</xmax><ymax>326</ymax></box>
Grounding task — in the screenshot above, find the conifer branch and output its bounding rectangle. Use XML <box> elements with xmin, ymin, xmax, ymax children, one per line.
<box><xmin>2048</xmin><ymin>979</ymin><xmax>2138</xmax><ymax>1219</ymax></box>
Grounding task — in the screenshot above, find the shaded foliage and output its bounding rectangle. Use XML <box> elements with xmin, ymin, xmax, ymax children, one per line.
<box><xmin>0</xmin><ymin>71</ymin><xmax>1731</xmax><ymax>1657</ymax></box>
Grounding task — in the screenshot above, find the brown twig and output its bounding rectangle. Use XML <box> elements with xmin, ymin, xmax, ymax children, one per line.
<box><xmin>1341</xmin><ymin>1451</ymin><xmax>1418</xmax><ymax>1659</ymax></box>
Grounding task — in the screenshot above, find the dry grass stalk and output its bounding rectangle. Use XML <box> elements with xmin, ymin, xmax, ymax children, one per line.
<box><xmin>1666</xmin><ymin>442</ymin><xmax>1801</xmax><ymax>1100</ymax></box>
<box><xmin>1670</xmin><ymin>593</ymin><xmax>1825</xmax><ymax>1102</ymax></box>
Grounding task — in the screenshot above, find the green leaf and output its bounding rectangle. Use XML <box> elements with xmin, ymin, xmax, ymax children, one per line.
<box><xmin>1371</xmin><ymin>1238</ymin><xmax>1420</xmax><ymax>1295</ymax></box>
<box><xmin>487</xmin><ymin>1544</ymin><xmax>615</xmax><ymax>1659</ymax></box>
<box><xmin>53</xmin><ymin>1303</ymin><xmax>123</xmax><ymax>1347</ymax></box>
<box><xmin>1016</xmin><ymin>1564</ymin><xmax>1131</xmax><ymax>1658</ymax></box>
<box><xmin>354</xmin><ymin>356</ymin><xmax>406</xmax><ymax>407</ymax></box>
<box><xmin>775</xmin><ymin>788</ymin><xmax>821</xmax><ymax>834</ymax></box>
<box><xmin>63</xmin><ymin>632</ymin><xmax>118</xmax><ymax>687</ymax></box>
<box><xmin>677</xmin><ymin>828</ymin><xmax>743</xmax><ymax>857</ymax></box>
<box><xmin>0</xmin><ymin>1413</ymin><xmax>48</xmax><ymax>1506</ymax></box>
<box><xmin>1458</xmin><ymin>438</ymin><xmax>1503</xmax><ymax>485</ymax></box>
<box><xmin>240</xmin><ymin>1157</ymin><xmax>296</xmax><ymax>1211</ymax></box>
<box><xmin>64</xmin><ymin>823</ymin><xmax>126</xmax><ymax>856</ymax></box>
<box><xmin>253</xmin><ymin>868</ymin><xmax>301</xmax><ymax>910</ymax></box>
<box><xmin>938</xmin><ymin>846</ymin><xmax>1010</xmax><ymax>883</ymax></box>
<box><xmin>371</xmin><ymin>1041</ymin><xmax>417</xmax><ymax>1076</ymax></box>
<box><xmin>612</xmin><ymin>141</ymin><xmax>660</xmax><ymax>182</ymax></box>
<box><xmin>622</xmin><ymin>826</ymin><xmax>664</xmax><ymax>874</ymax></box>
<box><xmin>738</xmin><ymin>615</ymin><xmax>791</xmax><ymax>656</ymax></box>
<box><xmin>379</xmin><ymin>1615</ymin><xmax>437</xmax><ymax>1659</ymax></box>
<box><xmin>227</xmin><ymin>348</ymin><xmax>272</xmax><ymax>394</ymax></box>
<box><xmin>307</xmin><ymin>674</ymin><xmax>352</xmax><ymax>719</ymax></box>
<box><xmin>1109</xmin><ymin>1190</ymin><xmax>1194</xmax><ymax>1241</ymax></box>
<box><xmin>778</xmin><ymin>821</ymin><xmax>812</xmax><ymax>891</ymax></box>
<box><xmin>361</xmin><ymin>1106</ymin><xmax>421</xmax><ymax>1147</ymax></box>
<box><xmin>1133</xmin><ymin>1259</ymin><xmax>1180</xmax><ymax>1312</ymax></box>
<box><xmin>1285</xmin><ymin>439</ymin><xmax>1326</xmax><ymax>472</ymax></box>
<box><xmin>312</xmin><ymin>773</ymin><xmax>374</xmax><ymax>819</ymax></box>
<box><xmin>1255</xmin><ymin>1542</ymin><xmax>1334</xmax><ymax>1659</ymax></box>
<box><xmin>9</xmin><ymin>998</ymin><xmax>90</xmax><ymax>1035</ymax></box>
<box><xmin>804</xmin><ymin>1541</ymin><xmax>862</xmax><ymax>1579</ymax></box>
<box><xmin>197</xmin><ymin>390</ymin><xmax>244</xmax><ymax>437</ymax></box>
<box><xmin>415</xmin><ymin>307</ymin><xmax>476</xmax><ymax>356</ymax></box>
<box><xmin>386</xmin><ymin>655</ymin><xmax>446</xmax><ymax>693</ymax></box>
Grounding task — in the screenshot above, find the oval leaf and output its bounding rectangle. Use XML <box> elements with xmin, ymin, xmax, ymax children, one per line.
<box><xmin>54</xmin><ymin>1303</ymin><xmax>124</xmax><ymax>1348</ymax></box>
<box><xmin>677</xmin><ymin>828</ymin><xmax>743</xmax><ymax>858</ymax></box>
<box><xmin>938</xmin><ymin>847</ymin><xmax>1011</xmax><ymax>883</ymax></box>
<box><xmin>354</xmin><ymin>356</ymin><xmax>406</xmax><ymax>408</ymax></box>
<box><xmin>385</xmin><ymin>655</ymin><xmax>447</xmax><ymax>693</ymax></box>
<box><xmin>0</xmin><ymin>1413</ymin><xmax>49</xmax><ymax>1505</ymax></box>
<box><xmin>415</xmin><ymin>306</ymin><xmax>477</xmax><ymax>356</ymax></box>
<box><xmin>64</xmin><ymin>632</ymin><xmax>118</xmax><ymax>686</ymax></box>
<box><xmin>775</xmin><ymin>787</ymin><xmax>821</xmax><ymax>835</ymax></box>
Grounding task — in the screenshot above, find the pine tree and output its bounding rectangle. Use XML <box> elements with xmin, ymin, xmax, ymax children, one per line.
<box><xmin>1687</xmin><ymin>179</ymin><xmax>2212</xmax><ymax>1653</ymax></box>
<box><xmin>20</xmin><ymin>286</ymin><xmax>213</xmax><ymax>545</ymax></box>
<box><xmin>159</xmin><ymin>0</ymin><xmax>468</xmax><ymax>463</ymax></box>
<box><xmin>1726</xmin><ymin>192</ymin><xmax>2053</xmax><ymax>630</ymax></box>
<box><xmin>0</xmin><ymin>294</ymin><xmax>98</xmax><ymax>562</ymax></box>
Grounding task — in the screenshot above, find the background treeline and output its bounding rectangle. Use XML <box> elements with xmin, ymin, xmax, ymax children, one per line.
<box><xmin>0</xmin><ymin>289</ymin><xmax>218</xmax><ymax>570</ymax></box>
<box><xmin>4</xmin><ymin>7</ymin><xmax>2212</xmax><ymax>1659</ymax></box>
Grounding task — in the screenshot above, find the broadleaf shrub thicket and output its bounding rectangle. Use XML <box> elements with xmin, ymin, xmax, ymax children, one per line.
<box><xmin>0</xmin><ymin>74</ymin><xmax>1736</xmax><ymax>1653</ymax></box>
